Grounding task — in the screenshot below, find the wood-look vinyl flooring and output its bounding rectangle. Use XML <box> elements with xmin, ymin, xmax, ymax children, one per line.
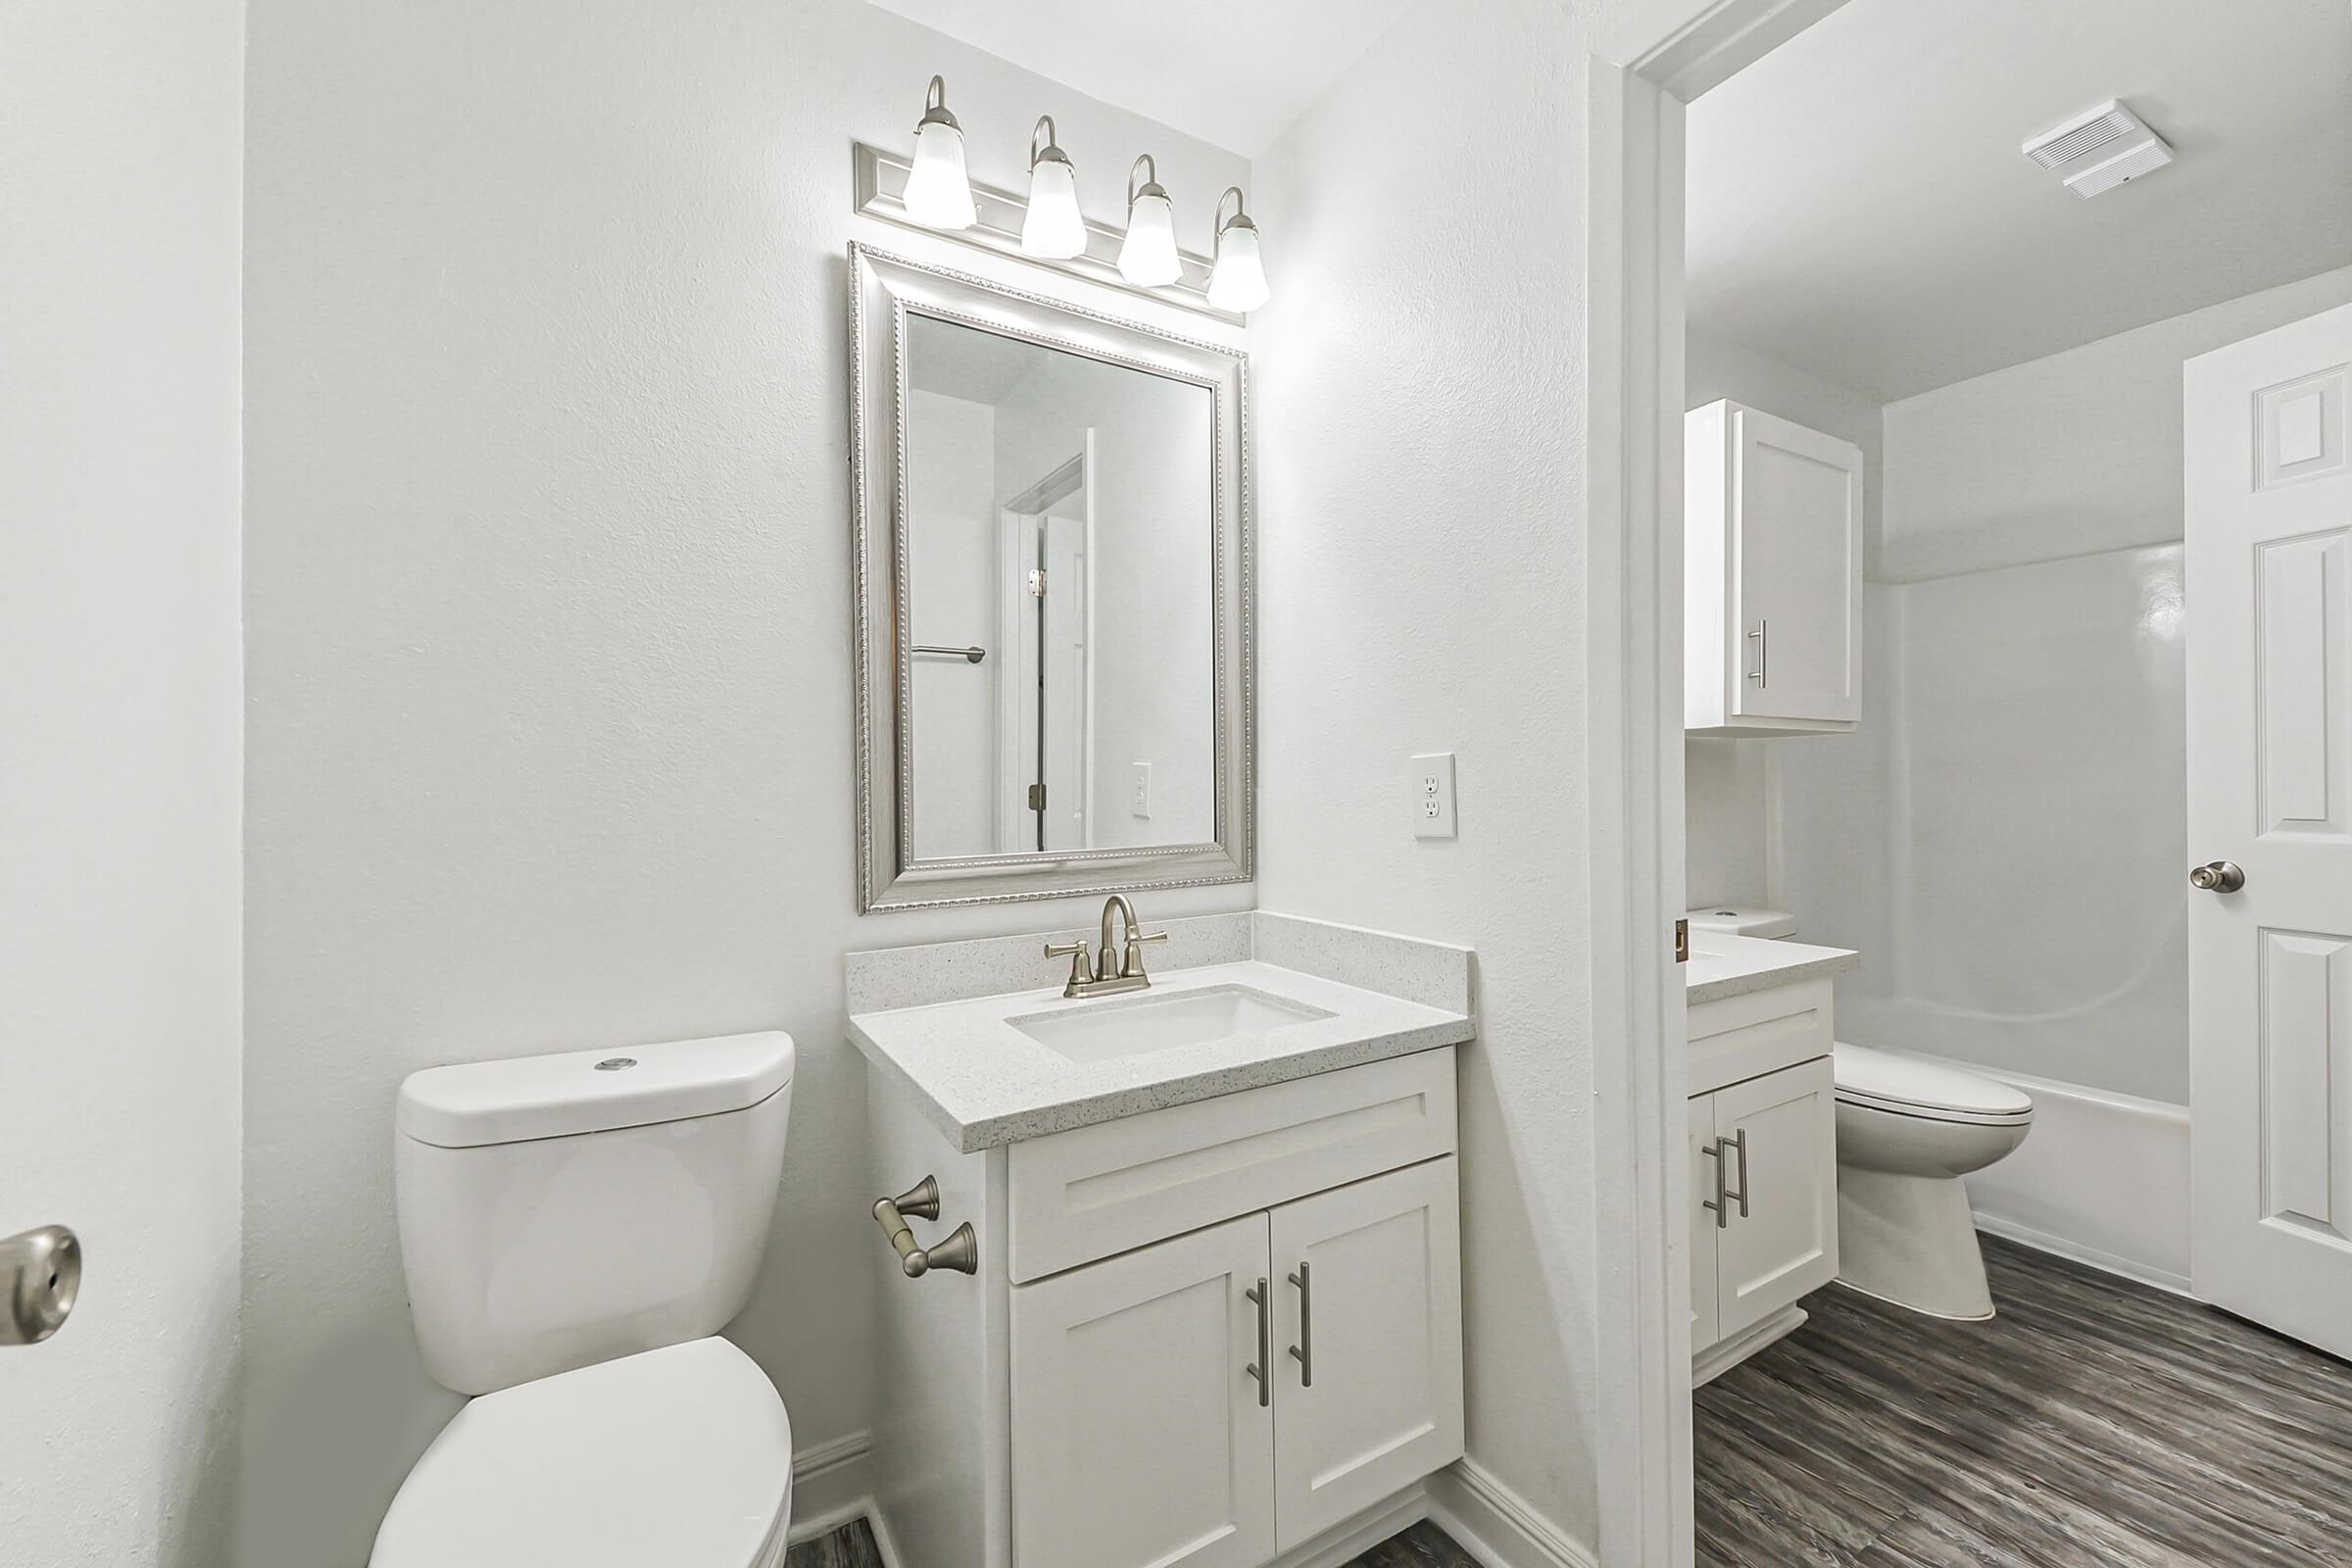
<box><xmin>1695</xmin><ymin>1234</ymin><xmax>2352</xmax><ymax>1568</ymax></box>
<box><xmin>783</xmin><ymin>1516</ymin><xmax>1477</xmax><ymax>1566</ymax></box>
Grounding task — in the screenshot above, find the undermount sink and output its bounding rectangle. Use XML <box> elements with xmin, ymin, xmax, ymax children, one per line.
<box><xmin>1008</xmin><ymin>984</ymin><xmax>1333</xmax><ymax>1063</ymax></box>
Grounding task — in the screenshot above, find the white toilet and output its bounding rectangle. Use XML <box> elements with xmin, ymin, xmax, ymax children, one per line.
<box><xmin>370</xmin><ymin>1031</ymin><xmax>798</xmax><ymax>1567</ymax></box>
<box><xmin>1688</xmin><ymin>908</ymin><xmax>2034</xmax><ymax>1321</ymax></box>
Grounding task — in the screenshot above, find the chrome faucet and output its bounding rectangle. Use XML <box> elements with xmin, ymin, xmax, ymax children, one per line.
<box><xmin>1044</xmin><ymin>896</ymin><xmax>1170</xmax><ymax>1000</ymax></box>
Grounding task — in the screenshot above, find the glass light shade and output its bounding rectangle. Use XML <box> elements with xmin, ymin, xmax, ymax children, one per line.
<box><xmin>904</xmin><ymin>119</ymin><xmax>977</xmax><ymax>230</ymax></box>
<box><xmin>1207</xmin><ymin>222</ymin><xmax>1270</xmax><ymax>312</ymax></box>
<box><xmin>1021</xmin><ymin>156</ymin><xmax>1087</xmax><ymax>259</ymax></box>
<box><xmin>1117</xmin><ymin>191</ymin><xmax>1182</xmax><ymax>287</ymax></box>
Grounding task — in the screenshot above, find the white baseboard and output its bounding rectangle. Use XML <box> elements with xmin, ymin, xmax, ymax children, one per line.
<box><xmin>1692</xmin><ymin>1303</ymin><xmax>1807</xmax><ymax>1387</ymax></box>
<box><xmin>786</xmin><ymin>1429</ymin><xmax>874</xmax><ymax>1547</ymax></box>
<box><xmin>1888</xmin><ymin>1052</ymin><xmax>2191</xmax><ymax>1293</ymax></box>
<box><xmin>1426</xmin><ymin>1458</ymin><xmax>1598</xmax><ymax>1568</ymax></box>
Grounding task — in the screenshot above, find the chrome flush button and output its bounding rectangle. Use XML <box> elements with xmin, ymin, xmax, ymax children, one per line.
<box><xmin>594</xmin><ymin>1057</ymin><xmax>638</xmax><ymax>1072</ymax></box>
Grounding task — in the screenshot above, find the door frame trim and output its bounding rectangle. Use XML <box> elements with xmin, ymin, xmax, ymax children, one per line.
<box><xmin>1583</xmin><ymin>4</ymin><xmax>1853</xmax><ymax>1564</ymax></box>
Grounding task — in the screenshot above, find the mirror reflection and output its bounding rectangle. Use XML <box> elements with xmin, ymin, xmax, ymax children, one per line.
<box><xmin>904</xmin><ymin>314</ymin><xmax>1217</xmax><ymax>859</ymax></box>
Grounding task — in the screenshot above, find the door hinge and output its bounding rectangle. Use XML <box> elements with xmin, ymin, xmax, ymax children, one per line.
<box><xmin>1027</xmin><ymin>567</ymin><xmax>1049</xmax><ymax>598</ymax></box>
<box><xmin>1675</xmin><ymin>918</ymin><xmax>1690</xmax><ymax>964</ymax></box>
<box><xmin>1028</xmin><ymin>783</ymin><xmax>1048</xmax><ymax>811</ymax></box>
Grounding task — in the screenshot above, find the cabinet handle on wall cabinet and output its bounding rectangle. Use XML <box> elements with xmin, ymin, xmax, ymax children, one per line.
<box><xmin>1245</xmin><ymin>1278</ymin><xmax>1270</xmax><ymax>1407</ymax></box>
<box><xmin>1287</xmin><ymin>1262</ymin><xmax>1313</xmax><ymax>1388</ymax></box>
<box><xmin>1746</xmin><ymin>620</ymin><xmax>1769</xmax><ymax>686</ymax></box>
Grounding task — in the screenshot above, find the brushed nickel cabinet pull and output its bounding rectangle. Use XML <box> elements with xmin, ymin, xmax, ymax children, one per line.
<box><xmin>1746</xmin><ymin>620</ymin><xmax>1769</xmax><ymax>686</ymax></box>
<box><xmin>1245</xmin><ymin>1278</ymin><xmax>1270</xmax><ymax>1407</ymax></box>
<box><xmin>1700</xmin><ymin>1140</ymin><xmax>1730</xmax><ymax>1230</ymax></box>
<box><xmin>1723</xmin><ymin>1129</ymin><xmax>1750</xmax><ymax>1219</ymax></box>
<box><xmin>1287</xmin><ymin>1262</ymin><xmax>1313</xmax><ymax>1388</ymax></box>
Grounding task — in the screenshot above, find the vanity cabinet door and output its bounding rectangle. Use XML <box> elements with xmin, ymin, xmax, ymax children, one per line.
<box><xmin>1690</xmin><ymin>1094</ymin><xmax>1722</xmax><ymax>1351</ymax></box>
<box><xmin>1267</xmin><ymin>1158</ymin><xmax>1464</xmax><ymax>1553</ymax></box>
<box><xmin>1712</xmin><ymin>1056</ymin><xmax>1839</xmax><ymax>1342</ymax></box>
<box><xmin>1009</xmin><ymin>1213</ymin><xmax>1276</xmax><ymax>1568</ymax></box>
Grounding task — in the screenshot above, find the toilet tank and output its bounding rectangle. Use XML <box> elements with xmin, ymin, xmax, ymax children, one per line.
<box><xmin>394</xmin><ymin>1031</ymin><xmax>795</xmax><ymax>1396</ymax></box>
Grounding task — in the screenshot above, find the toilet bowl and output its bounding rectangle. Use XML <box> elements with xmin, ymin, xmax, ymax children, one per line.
<box><xmin>371</xmin><ymin>1031</ymin><xmax>798</xmax><ymax>1566</ymax></box>
<box><xmin>370</xmin><ymin>1338</ymin><xmax>793</xmax><ymax>1568</ymax></box>
<box><xmin>1686</xmin><ymin>908</ymin><xmax>2035</xmax><ymax>1320</ymax></box>
<box><xmin>1832</xmin><ymin>1041</ymin><xmax>2033</xmax><ymax>1320</ymax></box>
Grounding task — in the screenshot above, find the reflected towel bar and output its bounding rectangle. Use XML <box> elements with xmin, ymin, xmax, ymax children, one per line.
<box><xmin>913</xmin><ymin>644</ymin><xmax>987</xmax><ymax>663</ymax></box>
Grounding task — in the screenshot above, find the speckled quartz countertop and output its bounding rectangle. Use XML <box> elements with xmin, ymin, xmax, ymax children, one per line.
<box><xmin>849</xmin><ymin>957</ymin><xmax>1473</xmax><ymax>1152</ymax></box>
<box><xmin>1686</xmin><ymin>931</ymin><xmax>1859</xmax><ymax>1004</ymax></box>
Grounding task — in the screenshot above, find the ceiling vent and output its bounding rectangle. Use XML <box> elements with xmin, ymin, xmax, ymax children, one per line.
<box><xmin>2022</xmin><ymin>99</ymin><xmax>2174</xmax><ymax>199</ymax></box>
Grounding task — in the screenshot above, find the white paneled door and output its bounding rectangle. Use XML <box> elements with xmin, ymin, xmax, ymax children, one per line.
<box><xmin>2186</xmin><ymin>302</ymin><xmax>2352</xmax><ymax>1359</ymax></box>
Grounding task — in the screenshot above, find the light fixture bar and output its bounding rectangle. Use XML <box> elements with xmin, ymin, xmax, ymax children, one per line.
<box><xmin>852</xmin><ymin>141</ymin><xmax>1240</xmax><ymax>324</ymax></box>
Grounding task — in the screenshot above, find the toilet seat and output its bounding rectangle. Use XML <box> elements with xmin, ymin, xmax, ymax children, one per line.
<box><xmin>1834</xmin><ymin>1042</ymin><xmax>2034</xmax><ymax>1127</ymax></box>
<box><xmin>370</xmin><ymin>1337</ymin><xmax>792</xmax><ymax>1568</ymax></box>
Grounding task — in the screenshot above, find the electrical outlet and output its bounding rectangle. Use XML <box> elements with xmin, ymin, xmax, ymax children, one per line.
<box><xmin>1130</xmin><ymin>761</ymin><xmax>1152</xmax><ymax>819</ymax></box>
<box><xmin>1410</xmin><ymin>752</ymin><xmax>1457</xmax><ymax>840</ymax></box>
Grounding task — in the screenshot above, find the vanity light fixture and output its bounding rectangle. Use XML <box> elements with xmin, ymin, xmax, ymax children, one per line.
<box><xmin>903</xmin><ymin>74</ymin><xmax>977</xmax><ymax>230</ymax></box>
<box><xmin>1020</xmin><ymin>117</ymin><xmax>1087</xmax><ymax>260</ymax></box>
<box><xmin>1116</xmin><ymin>154</ymin><xmax>1182</xmax><ymax>288</ymax></box>
<box><xmin>1206</xmin><ymin>186</ymin><xmax>1269</xmax><ymax>313</ymax></box>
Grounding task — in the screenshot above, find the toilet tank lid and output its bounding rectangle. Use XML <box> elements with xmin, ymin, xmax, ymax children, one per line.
<box><xmin>398</xmin><ymin>1032</ymin><xmax>795</xmax><ymax>1149</ymax></box>
<box><xmin>1684</xmin><ymin>906</ymin><xmax>1796</xmax><ymax>939</ymax></box>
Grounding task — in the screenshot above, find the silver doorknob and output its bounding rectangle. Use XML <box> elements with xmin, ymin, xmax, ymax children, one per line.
<box><xmin>2</xmin><ymin>1225</ymin><xmax>80</xmax><ymax>1347</ymax></box>
<box><xmin>2189</xmin><ymin>861</ymin><xmax>2246</xmax><ymax>894</ymax></box>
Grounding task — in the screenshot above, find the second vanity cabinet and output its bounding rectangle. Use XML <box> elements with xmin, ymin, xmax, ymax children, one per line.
<box><xmin>1685</xmin><ymin>399</ymin><xmax>1864</xmax><ymax>737</ymax></box>
<box><xmin>865</xmin><ymin>1044</ymin><xmax>1466</xmax><ymax>1568</ymax></box>
<box><xmin>1688</xmin><ymin>977</ymin><xmax>1839</xmax><ymax>1383</ymax></box>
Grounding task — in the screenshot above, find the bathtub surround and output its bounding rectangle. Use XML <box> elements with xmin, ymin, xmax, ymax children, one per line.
<box><xmin>238</xmin><ymin>5</ymin><xmax>1249</xmax><ymax>1562</ymax></box>
<box><xmin>0</xmin><ymin>2</ymin><xmax>246</xmax><ymax>1564</ymax></box>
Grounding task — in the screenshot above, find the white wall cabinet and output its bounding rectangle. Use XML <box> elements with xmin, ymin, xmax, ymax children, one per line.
<box><xmin>869</xmin><ymin>1049</ymin><xmax>1464</xmax><ymax>1568</ymax></box>
<box><xmin>1686</xmin><ymin>400</ymin><xmax>1864</xmax><ymax>737</ymax></box>
<box><xmin>1690</xmin><ymin>981</ymin><xmax>1840</xmax><ymax>1382</ymax></box>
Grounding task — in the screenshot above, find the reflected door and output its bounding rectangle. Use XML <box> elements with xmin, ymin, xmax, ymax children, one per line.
<box><xmin>2186</xmin><ymin>301</ymin><xmax>2352</xmax><ymax>1358</ymax></box>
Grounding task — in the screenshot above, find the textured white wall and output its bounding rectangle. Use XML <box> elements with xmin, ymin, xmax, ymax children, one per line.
<box><xmin>238</xmin><ymin>3</ymin><xmax>1248</xmax><ymax>1562</ymax></box>
<box><xmin>0</xmin><ymin>1</ymin><xmax>245</xmax><ymax>1563</ymax></box>
<box><xmin>1882</xmin><ymin>265</ymin><xmax>2352</xmax><ymax>582</ymax></box>
<box><xmin>1254</xmin><ymin>0</ymin><xmax>1602</xmax><ymax>1548</ymax></box>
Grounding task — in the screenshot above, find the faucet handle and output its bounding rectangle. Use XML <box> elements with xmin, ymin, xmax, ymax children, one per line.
<box><xmin>1045</xmin><ymin>940</ymin><xmax>1095</xmax><ymax>993</ymax></box>
<box><xmin>1122</xmin><ymin>928</ymin><xmax>1169</xmax><ymax>979</ymax></box>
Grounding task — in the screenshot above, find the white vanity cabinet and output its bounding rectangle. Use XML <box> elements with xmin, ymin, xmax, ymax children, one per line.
<box><xmin>1688</xmin><ymin>977</ymin><xmax>1840</xmax><ymax>1383</ymax></box>
<box><xmin>1685</xmin><ymin>400</ymin><xmax>1864</xmax><ymax>737</ymax></box>
<box><xmin>867</xmin><ymin>1047</ymin><xmax>1465</xmax><ymax>1568</ymax></box>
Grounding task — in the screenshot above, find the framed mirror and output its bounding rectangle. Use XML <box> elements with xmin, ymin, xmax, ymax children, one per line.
<box><xmin>849</xmin><ymin>244</ymin><xmax>1253</xmax><ymax>911</ymax></box>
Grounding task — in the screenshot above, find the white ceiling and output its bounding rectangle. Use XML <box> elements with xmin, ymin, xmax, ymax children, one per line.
<box><xmin>1687</xmin><ymin>0</ymin><xmax>2352</xmax><ymax>401</ymax></box>
<box><xmin>858</xmin><ymin>0</ymin><xmax>1414</xmax><ymax>157</ymax></box>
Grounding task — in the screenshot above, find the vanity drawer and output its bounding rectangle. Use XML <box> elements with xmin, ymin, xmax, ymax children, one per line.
<box><xmin>1689</xmin><ymin>977</ymin><xmax>1834</xmax><ymax>1097</ymax></box>
<box><xmin>1005</xmin><ymin>1048</ymin><xmax>1457</xmax><ymax>1283</ymax></box>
